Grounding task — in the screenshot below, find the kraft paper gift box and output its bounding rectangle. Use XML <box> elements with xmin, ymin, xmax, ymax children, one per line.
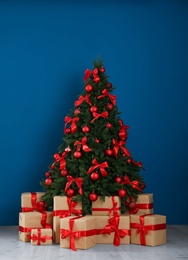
<box><xmin>96</xmin><ymin>215</ymin><xmax>130</xmax><ymax>245</ymax></box>
<box><xmin>53</xmin><ymin>196</ymin><xmax>82</xmax><ymax>244</ymax></box>
<box><xmin>29</xmin><ymin>228</ymin><xmax>52</xmax><ymax>246</ymax></box>
<box><xmin>21</xmin><ymin>192</ymin><xmax>47</xmax><ymax>212</ymax></box>
<box><xmin>19</xmin><ymin>211</ymin><xmax>53</xmax><ymax>242</ymax></box>
<box><xmin>92</xmin><ymin>196</ymin><xmax>121</xmax><ymax>216</ymax></box>
<box><xmin>128</xmin><ymin>194</ymin><xmax>154</xmax><ymax>215</ymax></box>
<box><xmin>60</xmin><ymin>215</ymin><xmax>96</xmax><ymax>250</ymax></box>
<box><xmin>130</xmin><ymin>214</ymin><xmax>166</xmax><ymax>246</ymax></box>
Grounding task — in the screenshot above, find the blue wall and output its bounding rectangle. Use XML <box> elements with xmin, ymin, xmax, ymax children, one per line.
<box><xmin>0</xmin><ymin>0</ymin><xmax>188</xmax><ymax>225</ymax></box>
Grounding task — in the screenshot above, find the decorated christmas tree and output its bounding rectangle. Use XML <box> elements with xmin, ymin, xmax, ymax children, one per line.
<box><xmin>41</xmin><ymin>58</ymin><xmax>145</xmax><ymax>215</ymax></box>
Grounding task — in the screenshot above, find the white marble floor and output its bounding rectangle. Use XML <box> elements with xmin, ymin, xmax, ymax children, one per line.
<box><xmin>0</xmin><ymin>226</ymin><xmax>188</xmax><ymax>260</ymax></box>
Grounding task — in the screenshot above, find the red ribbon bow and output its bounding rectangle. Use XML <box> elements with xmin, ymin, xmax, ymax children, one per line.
<box><xmin>91</xmin><ymin>111</ymin><xmax>108</xmax><ymax>123</ymax></box>
<box><xmin>112</xmin><ymin>139</ymin><xmax>131</xmax><ymax>159</ymax></box>
<box><xmin>53</xmin><ymin>198</ymin><xmax>82</xmax><ymax>218</ymax></box>
<box><xmin>51</xmin><ymin>152</ymin><xmax>66</xmax><ymax>170</ymax></box>
<box><xmin>64</xmin><ymin>116</ymin><xmax>79</xmax><ymax>134</ymax></box>
<box><xmin>87</xmin><ymin>158</ymin><xmax>108</xmax><ymax>177</ymax></box>
<box><xmin>65</xmin><ymin>176</ymin><xmax>83</xmax><ymax>195</ymax></box>
<box><xmin>97</xmin><ymin>89</ymin><xmax>116</xmax><ymax>105</ymax></box>
<box><xmin>122</xmin><ymin>176</ymin><xmax>141</xmax><ymax>191</ymax></box>
<box><xmin>74</xmin><ymin>136</ymin><xmax>92</xmax><ymax>152</ymax></box>
<box><xmin>118</xmin><ymin>120</ymin><xmax>129</xmax><ymax>140</ymax></box>
<box><xmin>28</xmin><ymin>229</ymin><xmax>52</xmax><ymax>245</ymax></box>
<box><xmin>74</xmin><ymin>94</ymin><xmax>92</xmax><ymax>107</ymax></box>
<box><xmin>84</xmin><ymin>69</ymin><xmax>92</xmax><ymax>82</ymax></box>
<box><xmin>21</xmin><ymin>192</ymin><xmax>47</xmax><ymax>212</ymax></box>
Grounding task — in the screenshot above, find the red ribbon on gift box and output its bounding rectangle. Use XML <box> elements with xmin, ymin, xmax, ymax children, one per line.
<box><xmin>53</xmin><ymin>197</ymin><xmax>82</xmax><ymax>218</ymax></box>
<box><xmin>129</xmin><ymin>203</ymin><xmax>154</xmax><ymax>214</ymax></box>
<box><xmin>92</xmin><ymin>196</ymin><xmax>121</xmax><ymax>217</ymax></box>
<box><xmin>21</xmin><ymin>192</ymin><xmax>47</xmax><ymax>212</ymax></box>
<box><xmin>27</xmin><ymin>228</ymin><xmax>52</xmax><ymax>245</ymax></box>
<box><xmin>130</xmin><ymin>214</ymin><xmax>166</xmax><ymax>245</ymax></box>
<box><xmin>60</xmin><ymin>216</ymin><xmax>96</xmax><ymax>251</ymax></box>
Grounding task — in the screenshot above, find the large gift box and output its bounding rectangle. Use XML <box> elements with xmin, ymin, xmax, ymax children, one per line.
<box><xmin>96</xmin><ymin>215</ymin><xmax>130</xmax><ymax>245</ymax></box>
<box><xmin>19</xmin><ymin>211</ymin><xmax>53</xmax><ymax>242</ymax></box>
<box><xmin>21</xmin><ymin>192</ymin><xmax>47</xmax><ymax>212</ymax></box>
<box><xmin>29</xmin><ymin>228</ymin><xmax>52</xmax><ymax>246</ymax></box>
<box><xmin>130</xmin><ymin>214</ymin><xmax>166</xmax><ymax>246</ymax></box>
<box><xmin>60</xmin><ymin>215</ymin><xmax>96</xmax><ymax>250</ymax></box>
<box><xmin>53</xmin><ymin>196</ymin><xmax>82</xmax><ymax>243</ymax></box>
<box><xmin>92</xmin><ymin>196</ymin><xmax>121</xmax><ymax>216</ymax></box>
<box><xmin>127</xmin><ymin>194</ymin><xmax>154</xmax><ymax>215</ymax></box>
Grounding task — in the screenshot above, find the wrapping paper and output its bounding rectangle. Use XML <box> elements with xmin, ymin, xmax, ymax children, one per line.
<box><xmin>21</xmin><ymin>192</ymin><xmax>47</xmax><ymax>212</ymax></box>
<box><xmin>29</xmin><ymin>228</ymin><xmax>52</xmax><ymax>245</ymax></box>
<box><xmin>92</xmin><ymin>196</ymin><xmax>121</xmax><ymax>216</ymax></box>
<box><xmin>128</xmin><ymin>194</ymin><xmax>154</xmax><ymax>215</ymax></box>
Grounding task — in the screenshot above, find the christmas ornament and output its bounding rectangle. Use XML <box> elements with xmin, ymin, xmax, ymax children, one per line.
<box><xmin>66</xmin><ymin>188</ymin><xmax>75</xmax><ymax>197</ymax></box>
<box><xmin>89</xmin><ymin>192</ymin><xmax>98</xmax><ymax>201</ymax></box>
<box><xmin>105</xmin><ymin>148</ymin><xmax>113</xmax><ymax>156</ymax></box>
<box><xmin>99</xmin><ymin>67</ymin><xmax>105</xmax><ymax>73</ymax></box>
<box><xmin>38</xmin><ymin>201</ymin><xmax>45</xmax><ymax>207</ymax></box>
<box><xmin>61</xmin><ymin>169</ymin><xmax>68</xmax><ymax>176</ymax></box>
<box><xmin>90</xmin><ymin>106</ymin><xmax>98</xmax><ymax>113</ymax></box>
<box><xmin>127</xmin><ymin>159</ymin><xmax>131</xmax><ymax>163</ymax></box>
<box><xmin>74</xmin><ymin>151</ymin><xmax>82</xmax><ymax>159</ymax></box>
<box><xmin>85</xmin><ymin>84</ymin><xmax>93</xmax><ymax>92</ymax></box>
<box><xmin>106</xmin><ymin>122</ymin><xmax>112</xmax><ymax>128</ymax></box>
<box><xmin>90</xmin><ymin>172</ymin><xmax>100</xmax><ymax>181</ymax></box>
<box><xmin>45</xmin><ymin>178</ymin><xmax>52</xmax><ymax>186</ymax></box>
<box><xmin>107</xmin><ymin>103</ymin><xmax>113</xmax><ymax>110</ymax></box>
<box><xmin>95</xmin><ymin>138</ymin><xmax>100</xmax><ymax>143</ymax></box>
<box><xmin>106</xmin><ymin>82</ymin><xmax>112</xmax><ymax>88</ymax></box>
<box><xmin>118</xmin><ymin>188</ymin><xmax>127</xmax><ymax>198</ymax></box>
<box><xmin>74</xmin><ymin>108</ymin><xmax>80</xmax><ymax>115</ymax></box>
<box><xmin>93</xmin><ymin>68</ymin><xmax>98</xmax><ymax>75</ymax></box>
<box><xmin>139</xmin><ymin>181</ymin><xmax>146</xmax><ymax>190</ymax></box>
<box><xmin>45</xmin><ymin>172</ymin><xmax>50</xmax><ymax>178</ymax></box>
<box><xmin>115</xmin><ymin>176</ymin><xmax>122</xmax><ymax>183</ymax></box>
<box><xmin>82</xmin><ymin>126</ymin><xmax>90</xmax><ymax>133</ymax></box>
<box><xmin>65</xmin><ymin>128</ymin><xmax>71</xmax><ymax>134</ymax></box>
<box><xmin>129</xmin><ymin>201</ymin><xmax>136</xmax><ymax>210</ymax></box>
<box><xmin>65</xmin><ymin>146</ymin><xmax>71</xmax><ymax>153</ymax></box>
<box><xmin>93</xmin><ymin>76</ymin><xmax>100</xmax><ymax>83</ymax></box>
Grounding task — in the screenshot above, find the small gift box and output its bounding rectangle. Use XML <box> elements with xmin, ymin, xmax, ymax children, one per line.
<box><xmin>60</xmin><ymin>215</ymin><xmax>96</xmax><ymax>250</ymax></box>
<box><xmin>19</xmin><ymin>211</ymin><xmax>53</xmax><ymax>242</ymax></box>
<box><xmin>21</xmin><ymin>192</ymin><xmax>47</xmax><ymax>212</ymax></box>
<box><xmin>127</xmin><ymin>194</ymin><xmax>154</xmax><ymax>215</ymax></box>
<box><xmin>29</xmin><ymin>228</ymin><xmax>52</xmax><ymax>246</ymax></box>
<box><xmin>92</xmin><ymin>196</ymin><xmax>121</xmax><ymax>216</ymax></box>
<box><xmin>130</xmin><ymin>214</ymin><xmax>166</xmax><ymax>246</ymax></box>
<box><xmin>96</xmin><ymin>215</ymin><xmax>130</xmax><ymax>245</ymax></box>
<box><xmin>53</xmin><ymin>196</ymin><xmax>82</xmax><ymax>244</ymax></box>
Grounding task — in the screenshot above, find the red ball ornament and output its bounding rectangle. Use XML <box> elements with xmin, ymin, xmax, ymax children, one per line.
<box><xmin>127</xmin><ymin>159</ymin><xmax>131</xmax><ymax>163</ymax></box>
<box><xmin>74</xmin><ymin>151</ymin><xmax>82</xmax><ymax>159</ymax></box>
<box><xmin>129</xmin><ymin>201</ymin><xmax>136</xmax><ymax>210</ymax></box>
<box><xmin>89</xmin><ymin>192</ymin><xmax>98</xmax><ymax>201</ymax></box>
<box><xmin>61</xmin><ymin>169</ymin><xmax>68</xmax><ymax>176</ymax></box>
<box><xmin>65</xmin><ymin>128</ymin><xmax>71</xmax><ymax>134</ymax></box>
<box><xmin>95</xmin><ymin>138</ymin><xmax>100</xmax><ymax>143</ymax></box>
<box><xmin>74</xmin><ymin>108</ymin><xmax>80</xmax><ymax>115</ymax></box>
<box><xmin>38</xmin><ymin>201</ymin><xmax>45</xmax><ymax>207</ymax></box>
<box><xmin>107</xmin><ymin>103</ymin><xmax>113</xmax><ymax>110</ymax></box>
<box><xmin>90</xmin><ymin>172</ymin><xmax>100</xmax><ymax>181</ymax></box>
<box><xmin>106</xmin><ymin>122</ymin><xmax>112</xmax><ymax>128</ymax></box>
<box><xmin>106</xmin><ymin>82</ymin><xmax>112</xmax><ymax>88</ymax></box>
<box><xmin>66</xmin><ymin>188</ymin><xmax>75</xmax><ymax>197</ymax></box>
<box><xmin>99</xmin><ymin>67</ymin><xmax>105</xmax><ymax>73</ymax></box>
<box><xmin>93</xmin><ymin>76</ymin><xmax>100</xmax><ymax>83</ymax></box>
<box><xmin>90</xmin><ymin>106</ymin><xmax>98</xmax><ymax>113</ymax></box>
<box><xmin>105</xmin><ymin>148</ymin><xmax>113</xmax><ymax>157</ymax></box>
<box><xmin>45</xmin><ymin>178</ymin><xmax>52</xmax><ymax>186</ymax></box>
<box><xmin>85</xmin><ymin>84</ymin><xmax>93</xmax><ymax>92</ymax></box>
<box><xmin>115</xmin><ymin>176</ymin><xmax>122</xmax><ymax>183</ymax></box>
<box><xmin>139</xmin><ymin>181</ymin><xmax>146</xmax><ymax>190</ymax></box>
<box><xmin>82</xmin><ymin>126</ymin><xmax>90</xmax><ymax>133</ymax></box>
<box><xmin>118</xmin><ymin>189</ymin><xmax>127</xmax><ymax>198</ymax></box>
<box><xmin>45</xmin><ymin>172</ymin><xmax>51</xmax><ymax>178</ymax></box>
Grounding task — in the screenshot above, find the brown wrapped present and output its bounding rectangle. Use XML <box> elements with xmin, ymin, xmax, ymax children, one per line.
<box><xmin>130</xmin><ymin>214</ymin><xmax>166</xmax><ymax>246</ymax></box>
<box><xmin>29</xmin><ymin>228</ymin><xmax>52</xmax><ymax>245</ymax></box>
<box><xmin>127</xmin><ymin>194</ymin><xmax>154</xmax><ymax>215</ymax></box>
<box><xmin>60</xmin><ymin>216</ymin><xmax>96</xmax><ymax>250</ymax></box>
<box><xmin>21</xmin><ymin>192</ymin><xmax>47</xmax><ymax>212</ymax></box>
<box><xmin>53</xmin><ymin>196</ymin><xmax>82</xmax><ymax>244</ymax></box>
<box><xmin>19</xmin><ymin>211</ymin><xmax>53</xmax><ymax>242</ymax></box>
<box><xmin>96</xmin><ymin>215</ymin><xmax>130</xmax><ymax>245</ymax></box>
<box><xmin>92</xmin><ymin>196</ymin><xmax>121</xmax><ymax>216</ymax></box>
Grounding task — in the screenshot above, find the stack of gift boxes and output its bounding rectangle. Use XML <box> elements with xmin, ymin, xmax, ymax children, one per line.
<box><xmin>19</xmin><ymin>192</ymin><xmax>166</xmax><ymax>249</ymax></box>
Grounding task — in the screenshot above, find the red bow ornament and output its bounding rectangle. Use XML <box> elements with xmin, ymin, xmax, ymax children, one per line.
<box><xmin>122</xmin><ymin>176</ymin><xmax>141</xmax><ymax>191</ymax></box>
<box><xmin>87</xmin><ymin>158</ymin><xmax>108</xmax><ymax>177</ymax></box>
<box><xmin>112</xmin><ymin>139</ymin><xmax>131</xmax><ymax>159</ymax></box>
<box><xmin>97</xmin><ymin>89</ymin><xmax>116</xmax><ymax>105</ymax></box>
<box><xmin>74</xmin><ymin>136</ymin><xmax>92</xmax><ymax>152</ymax></box>
<box><xmin>118</xmin><ymin>120</ymin><xmax>129</xmax><ymax>140</ymax></box>
<box><xmin>65</xmin><ymin>176</ymin><xmax>83</xmax><ymax>195</ymax></box>
<box><xmin>74</xmin><ymin>94</ymin><xmax>92</xmax><ymax>107</ymax></box>
<box><xmin>64</xmin><ymin>116</ymin><xmax>79</xmax><ymax>134</ymax></box>
<box><xmin>51</xmin><ymin>152</ymin><xmax>66</xmax><ymax>170</ymax></box>
<box><xmin>91</xmin><ymin>111</ymin><xmax>108</xmax><ymax>123</ymax></box>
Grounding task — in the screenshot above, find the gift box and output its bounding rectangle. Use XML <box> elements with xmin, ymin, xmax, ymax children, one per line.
<box><xmin>53</xmin><ymin>196</ymin><xmax>82</xmax><ymax>244</ymax></box>
<box><xmin>60</xmin><ymin>215</ymin><xmax>96</xmax><ymax>250</ymax></box>
<box><xmin>29</xmin><ymin>228</ymin><xmax>52</xmax><ymax>246</ymax></box>
<box><xmin>96</xmin><ymin>215</ymin><xmax>130</xmax><ymax>245</ymax></box>
<box><xmin>21</xmin><ymin>192</ymin><xmax>47</xmax><ymax>212</ymax></box>
<box><xmin>92</xmin><ymin>196</ymin><xmax>121</xmax><ymax>216</ymax></box>
<box><xmin>19</xmin><ymin>211</ymin><xmax>53</xmax><ymax>242</ymax></box>
<box><xmin>130</xmin><ymin>214</ymin><xmax>166</xmax><ymax>246</ymax></box>
<box><xmin>128</xmin><ymin>194</ymin><xmax>154</xmax><ymax>215</ymax></box>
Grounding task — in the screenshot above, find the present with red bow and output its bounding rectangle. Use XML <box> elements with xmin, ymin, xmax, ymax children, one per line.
<box><xmin>21</xmin><ymin>192</ymin><xmax>47</xmax><ymax>212</ymax></box>
<box><xmin>92</xmin><ymin>196</ymin><xmax>121</xmax><ymax>216</ymax></box>
<box><xmin>127</xmin><ymin>194</ymin><xmax>154</xmax><ymax>215</ymax></box>
<box><xmin>60</xmin><ymin>215</ymin><xmax>96</xmax><ymax>250</ymax></box>
<box><xmin>19</xmin><ymin>211</ymin><xmax>53</xmax><ymax>242</ymax></box>
<box><xmin>130</xmin><ymin>214</ymin><xmax>166</xmax><ymax>246</ymax></box>
<box><xmin>53</xmin><ymin>196</ymin><xmax>82</xmax><ymax>244</ymax></box>
<box><xmin>29</xmin><ymin>228</ymin><xmax>52</xmax><ymax>246</ymax></box>
<box><xmin>95</xmin><ymin>214</ymin><xmax>130</xmax><ymax>245</ymax></box>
